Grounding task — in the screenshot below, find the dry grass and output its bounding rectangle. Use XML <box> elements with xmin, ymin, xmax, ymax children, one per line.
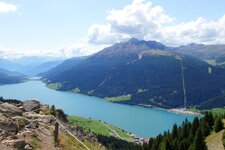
<box><xmin>58</xmin><ymin>133</ymin><xmax>103</xmax><ymax>150</ymax></box>
<box><xmin>206</xmin><ymin>130</ymin><xmax>224</xmax><ymax>150</ymax></box>
<box><xmin>58</xmin><ymin>133</ymin><xmax>86</xmax><ymax>150</ymax></box>
<box><xmin>206</xmin><ymin>119</ymin><xmax>225</xmax><ymax>150</ymax></box>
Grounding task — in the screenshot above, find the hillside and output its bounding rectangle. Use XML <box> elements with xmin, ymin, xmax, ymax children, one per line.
<box><xmin>68</xmin><ymin>116</ymin><xmax>134</xmax><ymax>142</ymax></box>
<box><xmin>0</xmin><ymin>99</ymin><xmax>105</xmax><ymax>150</ymax></box>
<box><xmin>171</xmin><ymin>43</ymin><xmax>225</xmax><ymax>66</ymax></box>
<box><xmin>0</xmin><ymin>98</ymin><xmax>145</xmax><ymax>150</ymax></box>
<box><xmin>39</xmin><ymin>56</ymin><xmax>87</xmax><ymax>78</ymax></box>
<box><xmin>0</xmin><ymin>57</ymin><xmax>64</xmax><ymax>76</ymax></box>
<box><xmin>41</xmin><ymin>38</ymin><xmax>225</xmax><ymax>109</ymax></box>
<box><xmin>0</xmin><ymin>67</ymin><xmax>26</xmax><ymax>84</ymax></box>
<box><xmin>25</xmin><ymin>60</ymin><xmax>64</xmax><ymax>76</ymax></box>
<box><xmin>205</xmin><ymin>119</ymin><xmax>225</xmax><ymax>150</ymax></box>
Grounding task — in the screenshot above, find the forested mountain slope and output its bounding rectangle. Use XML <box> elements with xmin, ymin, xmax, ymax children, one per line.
<box><xmin>42</xmin><ymin>39</ymin><xmax>225</xmax><ymax>108</ymax></box>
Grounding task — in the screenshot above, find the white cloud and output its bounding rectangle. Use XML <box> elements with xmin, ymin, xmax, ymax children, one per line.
<box><xmin>87</xmin><ymin>0</ymin><xmax>173</xmax><ymax>45</ymax></box>
<box><xmin>0</xmin><ymin>1</ymin><xmax>17</xmax><ymax>14</ymax></box>
<box><xmin>87</xmin><ymin>0</ymin><xmax>225</xmax><ymax>46</ymax></box>
<box><xmin>1</xmin><ymin>0</ymin><xmax>225</xmax><ymax>59</ymax></box>
<box><xmin>59</xmin><ymin>40</ymin><xmax>109</xmax><ymax>57</ymax></box>
<box><xmin>153</xmin><ymin>16</ymin><xmax>225</xmax><ymax>45</ymax></box>
<box><xmin>0</xmin><ymin>40</ymin><xmax>108</xmax><ymax>59</ymax></box>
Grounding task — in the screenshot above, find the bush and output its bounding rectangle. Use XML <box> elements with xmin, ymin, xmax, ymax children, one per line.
<box><xmin>56</xmin><ymin>109</ymin><xmax>68</xmax><ymax>123</ymax></box>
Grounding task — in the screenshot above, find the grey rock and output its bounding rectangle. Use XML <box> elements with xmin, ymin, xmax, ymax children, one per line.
<box><xmin>12</xmin><ymin>116</ymin><xmax>30</xmax><ymax>130</ymax></box>
<box><xmin>41</xmin><ymin>115</ymin><xmax>55</xmax><ymax>123</ymax></box>
<box><xmin>0</xmin><ymin>120</ymin><xmax>18</xmax><ymax>135</ymax></box>
<box><xmin>0</xmin><ymin>103</ymin><xmax>22</xmax><ymax>116</ymax></box>
<box><xmin>25</xmin><ymin>121</ymin><xmax>38</xmax><ymax>129</ymax></box>
<box><xmin>2</xmin><ymin>139</ymin><xmax>25</xmax><ymax>148</ymax></box>
<box><xmin>0</xmin><ymin>105</ymin><xmax>8</xmax><ymax>114</ymax></box>
<box><xmin>23</xmin><ymin>100</ymin><xmax>40</xmax><ymax>111</ymax></box>
<box><xmin>14</xmin><ymin>139</ymin><xmax>25</xmax><ymax>149</ymax></box>
<box><xmin>24</xmin><ymin>143</ymin><xmax>33</xmax><ymax>150</ymax></box>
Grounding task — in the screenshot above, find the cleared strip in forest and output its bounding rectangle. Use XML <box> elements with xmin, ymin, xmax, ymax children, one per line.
<box><xmin>180</xmin><ymin>58</ymin><xmax>187</xmax><ymax>109</ymax></box>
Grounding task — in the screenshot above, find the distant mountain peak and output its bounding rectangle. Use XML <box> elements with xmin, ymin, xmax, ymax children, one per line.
<box><xmin>93</xmin><ymin>38</ymin><xmax>169</xmax><ymax>58</ymax></box>
<box><xmin>127</xmin><ymin>38</ymin><xmax>140</xmax><ymax>43</ymax></box>
<box><xmin>187</xmin><ymin>43</ymin><xmax>205</xmax><ymax>47</ymax></box>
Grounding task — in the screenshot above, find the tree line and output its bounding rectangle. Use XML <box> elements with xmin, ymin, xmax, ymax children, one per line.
<box><xmin>98</xmin><ymin>111</ymin><xmax>224</xmax><ymax>150</ymax></box>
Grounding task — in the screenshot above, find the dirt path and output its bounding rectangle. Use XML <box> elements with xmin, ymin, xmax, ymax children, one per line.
<box><xmin>102</xmin><ymin>122</ymin><xmax>124</xmax><ymax>140</ymax></box>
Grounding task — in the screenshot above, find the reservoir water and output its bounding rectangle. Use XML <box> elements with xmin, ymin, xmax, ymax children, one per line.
<box><xmin>0</xmin><ymin>81</ymin><xmax>194</xmax><ymax>137</ymax></box>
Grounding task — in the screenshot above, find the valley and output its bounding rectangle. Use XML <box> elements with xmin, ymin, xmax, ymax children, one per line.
<box><xmin>1</xmin><ymin>38</ymin><xmax>225</xmax><ymax>150</ymax></box>
<box><xmin>40</xmin><ymin>39</ymin><xmax>225</xmax><ymax>110</ymax></box>
<box><xmin>0</xmin><ymin>0</ymin><xmax>224</xmax><ymax>149</ymax></box>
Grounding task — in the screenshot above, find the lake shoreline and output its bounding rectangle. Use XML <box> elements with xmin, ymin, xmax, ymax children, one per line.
<box><xmin>168</xmin><ymin>108</ymin><xmax>203</xmax><ymax>116</ymax></box>
<box><xmin>43</xmin><ymin>81</ymin><xmax>202</xmax><ymax>117</ymax></box>
<box><xmin>136</xmin><ymin>104</ymin><xmax>202</xmax><ymax>116</ymax></box>
<box><xmin>0</xmin><ymin>80</ymin><xmax>196</xmax><ymax>137</ymax></box>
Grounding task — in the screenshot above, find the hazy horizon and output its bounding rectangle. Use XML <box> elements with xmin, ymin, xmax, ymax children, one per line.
<box><xmin>0</xmin><ymin>0</ymin><xmax>225</xmax><ymax>59</ymax></box>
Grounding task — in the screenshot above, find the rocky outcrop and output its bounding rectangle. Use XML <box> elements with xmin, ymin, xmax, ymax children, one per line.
<box><xmin>0</xmin><ymin>103</ymin><xmax>22</xmax><ymax>117</ymax></box>
<box><xmin>0</xmin><ymin>99</ymin><xmax>103</xmax><ymax>150</ymax></box>
<box><xmin>22</xmin><ymin>100</ymin><xmax>40</xmax><ymax>111</ymax></box>
<box><xmin>0</xmin><ymin>100</ymin><xmax>53</xmax><ymax>149</ymax></box>
<box><xmin>0</xmin><ymin>120</ymin><xmax>18</xmax><ymax>135</ymax></box>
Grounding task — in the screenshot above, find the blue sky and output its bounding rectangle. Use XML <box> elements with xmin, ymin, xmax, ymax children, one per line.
<box><xmin>0</xmin><ymin>0</ymin><xmax>225</xmax><ymax>58</ymax></box>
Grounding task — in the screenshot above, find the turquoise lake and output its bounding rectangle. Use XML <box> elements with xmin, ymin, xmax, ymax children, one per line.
<box><xmin>0</xmin><ymin>81</ymin><xmax>194</xmax><ymax>137</ymax></box>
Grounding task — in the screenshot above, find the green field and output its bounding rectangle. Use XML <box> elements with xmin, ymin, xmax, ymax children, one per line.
<box><xmin>189</xmin><ymin>107</ymin><xmax>225</xmax><ymax>115</ymax></box>
<box><xmin>209</xmin><ymin>107</ymin><xmax>225</xmax><ymax>115</ymax></box>
<box><xmin>137</xmin><ymin>89</ymin><xmax>148</xmax><ymax>94</ymax></box>
<box><xmin>68</xmin><ymin>116</ymin><xmax>133</xmax><ymax>141</ymax></box>
<box><xmin>104</xmin><ymin>94</ymin><xmax>131</xmax><ymax>102</ymax></box>
<box><xmin>47</xmin><ymin>82</ymin><xmax>63</xmax><ymax>90</ymax></box>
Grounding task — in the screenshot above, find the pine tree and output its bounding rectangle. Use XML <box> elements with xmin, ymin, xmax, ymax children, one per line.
<box><xmin>191</xmin><ymin>128</ymin><xmax>207</xmax><ymax>150</ymax></box>
<box><xmin>181</xmin><ymin>119</ymin><xmax>189</xmax><ymax>139</ymax></box>
<box><xmin>214</xmin><ymin>117</ymin><xmax>224</xmax><ymax>133</ymax></box>
<box><xmin>202</xmin><ymin>122</ymin><xmax>211</xmax><ymax>137</ymax></box>
<box><xmin>165</xmin><ymin>139</ymin><xmax>173</xmax><ymax>150</ymax></box>
<box><xmin>205</xmin><ymin>111</ymin><xmax>214</xmax><ymax>129</ymax></box>
<box><xmin>179</xmin><ymin>140</ymin><xmax>188</xmax><ymax>150</ymax></box>
<box><xmin>172</xmin><ymin>124</ymin><xmax>178</xmax><ymax>139</ymax></box>
<box><xmin>190</xmin><ymin>117</ymin><xmax>200</xmax><ymax>138</ymax></box>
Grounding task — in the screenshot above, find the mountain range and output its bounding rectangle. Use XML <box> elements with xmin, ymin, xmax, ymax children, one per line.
<box><xmin>0</xmin><ymin>67</ymin><xmax>26</xmax><ymax>84</ymax></box>
<box><xmin>0</xmin><ymin>56</ymin><xmax>64</xmax><ymax>76</ymax></box>
<box><xmin>41</xmin><ymin>38</ymin><xmax>225</xmax><ymax>109</ymax></box>
<box><xmin>171</xmin><ymin>43</ymin><xmax>225</xmax><ymax>66</ymax></box>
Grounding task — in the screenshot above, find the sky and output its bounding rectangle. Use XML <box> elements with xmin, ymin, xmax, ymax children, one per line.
<box><xmin>0</xmin><ymin>0</ymin><xmax>225</xmax><ymax>59</ymax></box>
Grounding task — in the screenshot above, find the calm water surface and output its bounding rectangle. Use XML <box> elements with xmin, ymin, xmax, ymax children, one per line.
<box><xmin>0</xmin><ymin>81</ymin><xmax>194</xmax><ymax>137</ymax></box>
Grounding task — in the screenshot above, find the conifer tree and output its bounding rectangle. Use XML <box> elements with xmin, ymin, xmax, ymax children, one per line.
<box><xmin>214</xmin><ymin>117</ymin><xmax>224</xmax><ymax>133</ymax></box>
<box><xmin>191</xmin><ymin>128</ymin><xmax>207</xmax><ymax>150</ymax></box>
<box><xmin>191</xmin><ymin>117</ymin><xmax>200</xmax><ymax>138</ymax></box>
<box><xmin>165</xmin><ymin>139</ymin><xmax>172</xmax><ymax>150</ymax></box>
<box><xmin>172</xmin><ymin>124</ymin><xmax>178</xmax><ymax>139</ymax></box>
<box><xmin>205</xmin><ymin>111</ymin><xmax>214</xmax><ymax>129</ymax></box>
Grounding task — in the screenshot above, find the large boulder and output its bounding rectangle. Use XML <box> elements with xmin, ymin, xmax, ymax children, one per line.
<box><xmin>14</xmin><ymin>139</ymin><xmax>25</xmax><ymax>149</ymax></box>
<box><xmin>0</xmin><ymin>120</ymin><xmax>18</xmax><ymax>135</ymax></box>
<box><xmin>23</xmin><ymin>100</ymin><xmax>40</xmax><ymax>111</ymax></box>
<box><xmin>0</xmin><ymin>105</ymin><xmax>8</xmax><ymax>114</ymax></box>
<box><xmin>0</xmin><ymin>103</ymin><xmax>22</xmax><ymax>117</ymax></box>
